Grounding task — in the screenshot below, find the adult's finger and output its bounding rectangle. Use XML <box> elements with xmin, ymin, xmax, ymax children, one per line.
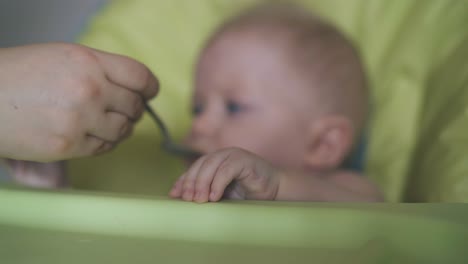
<box><xmin>91</xmin><ymin>49</ymin><xmax>159</xmax><ymax>99</ymax></box>
<box><xmin>83</xmin><ymin>134</ymin><xmax>113</xmax><ymax>156</ymax></box>
<box><xmin>104</xmin><ymin>82</ymin><xmax>144</xmax><ymax>121</ymax></box>
<box><xmin>87</xmin><ymin>111</ymin><xmax>130</xmax><ymax>143</ymax></box>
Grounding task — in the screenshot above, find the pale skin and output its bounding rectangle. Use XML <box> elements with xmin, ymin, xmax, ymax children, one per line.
<box><xmin>0</xmin><ymin>43</ymin><xmax>158</xmax><ymax>187</ymax></box>
<box><xmin>170</xmin><ymin>28</ymin><xmax>383</xmax><ymax>202</ymax></box>
<box><xmin>170</xmin><ymin>148</ymin><xmax>382</xmax><ymax>202</ymax></box>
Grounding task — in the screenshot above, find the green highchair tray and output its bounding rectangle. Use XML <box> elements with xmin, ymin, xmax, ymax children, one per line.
<box><xmin>0</xmin><ymin>186</ymin><xmax>467</xmax><ymax>264</ymax></box>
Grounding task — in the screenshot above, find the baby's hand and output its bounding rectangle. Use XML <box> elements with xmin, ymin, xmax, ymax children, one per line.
<box><xmin>170</xmin><ymin>148</ymin><xmax>280</xmax><ymax>203</ymax></box>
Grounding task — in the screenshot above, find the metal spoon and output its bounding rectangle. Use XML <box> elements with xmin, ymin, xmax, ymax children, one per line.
<box><xmin>144</xmin><ymin>103</ymin><xmax>202</xmax><ymax>160</ymax></box>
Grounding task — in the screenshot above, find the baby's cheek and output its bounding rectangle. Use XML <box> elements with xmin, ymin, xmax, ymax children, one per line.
<box><xmin>257</xmin><ymin>147</ymin><xmax>292</xmax><ymax>167</ymax></box>
<box><xmin>253</xmin><ymin>135</ymin><xmax>304</xmax><ymax>168</ymax></box>
<box><xmin>219</xmin><ymin>126</ymin><xmax>302</xmax><ymax>167</ymax></box>
<box><xmin>220</xmin><ymin>135</ymin><xmax>275</xmax><ymax>162</ymax></box>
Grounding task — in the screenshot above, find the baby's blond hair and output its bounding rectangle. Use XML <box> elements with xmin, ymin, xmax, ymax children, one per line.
<box><xmin>206</xmin><ymin>2</ymin><xmax>368</xmax><ymax>134</ymax></box>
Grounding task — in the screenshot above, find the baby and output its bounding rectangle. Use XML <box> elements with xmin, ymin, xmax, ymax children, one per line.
<box><xmin>169</xmin><ymin>3</ymin><xmax>383</xmax><ymax>202</ymax></box>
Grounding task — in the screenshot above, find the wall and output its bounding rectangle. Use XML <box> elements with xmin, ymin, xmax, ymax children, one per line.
<box><xmin>0</xmin><ymin>0</ymin><xmax>107</xmax><ymax>46</ymax></box>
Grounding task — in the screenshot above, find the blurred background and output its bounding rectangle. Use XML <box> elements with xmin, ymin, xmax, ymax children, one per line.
<box><xmin>0</xmin><ymin>0</ymin><xmax>106</xmax><ymax>46</ymax></box>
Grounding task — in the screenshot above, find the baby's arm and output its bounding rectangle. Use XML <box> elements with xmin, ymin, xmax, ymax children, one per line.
<box><xmin>7</xmin><ymin>160</ymin><xmax>67</xmax><ymax>188</ymax></box>
<box><xmin>276</xmin><ymin>170</ymin><xmax>384</xmax><ymax>202</ymax></box>
<box><xmin>170</xmin><ymin>147</ymin><xmax>383</xmax><ymax>202</ymax></box>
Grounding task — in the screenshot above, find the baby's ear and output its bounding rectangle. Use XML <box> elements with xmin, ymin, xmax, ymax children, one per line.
<box><xmin>303</xmin><ymin>116</ymin><xmax>354</xmax><ymax>170</ymax></box>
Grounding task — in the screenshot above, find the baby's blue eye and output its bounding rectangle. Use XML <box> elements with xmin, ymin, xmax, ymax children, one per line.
<box><xmin>192</xmin><ymin>104</ymin><xmax>203</xmax><ymax>116</ymax></box>
<box><xmin>226</xmin><ymin>101</ymin><xmax>243</xmax><ymax>115</ymax></box>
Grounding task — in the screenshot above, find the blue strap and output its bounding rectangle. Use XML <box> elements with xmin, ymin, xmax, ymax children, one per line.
<box><xmin>343</xmin><ymin>136</ymin><xmax>366</xmax><ymax>172</ymax></box>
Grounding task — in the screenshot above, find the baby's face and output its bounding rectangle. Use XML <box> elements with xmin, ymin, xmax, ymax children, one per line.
<box><xmin>186</xmin><ymin>30</ymin><xmax>317</xmax><ymax>169</ymax></box>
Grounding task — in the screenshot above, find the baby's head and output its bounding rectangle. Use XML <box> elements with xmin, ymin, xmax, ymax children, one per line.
<box><xmin>187</xmin><ymin>3</ymin><xmax>368</xmax><ymax>171</ymax></box>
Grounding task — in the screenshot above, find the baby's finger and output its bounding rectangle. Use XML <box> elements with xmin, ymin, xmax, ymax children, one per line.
<box><xmin>181</xmin><ymin>156</ymin><xmax>206</xmax><ymax>201</ymax></box>
<box><xmin>169</xmin><ymin>174</ymin><xmax>185</xmax><ymax>198</ymax></box>
<box><xmin>209</xmin><ymin>157</ymin><xmax>242</xmax><ymax>202</ymax></box>
<box><xmin>193</xmin><ymin>152</ymin><xmax>232</xmax><ymax>203</ymax></box>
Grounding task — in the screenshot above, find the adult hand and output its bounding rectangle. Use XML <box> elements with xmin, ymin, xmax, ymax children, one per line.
<box><xmin>170</xmin><ymin>148</ymin><xmax>280</xmax><ymax>203</ymax></box>
<box><xmin>0</xmin><ymin>43</ymin><xmax>158</xmax><ymax>161</ymax></box>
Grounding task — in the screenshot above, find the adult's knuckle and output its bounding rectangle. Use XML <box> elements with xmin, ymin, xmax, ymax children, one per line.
<box><xmin>73</xmin><ymin>78</ymin><xmax>101</xmax><ymax>102</ymax></box>
<box><xmin>48</xmin><ymin>135</ymin><xmax>73</xmax><ymax>156</ymax></box>
<box><xmin>63</xmin><ymin>44</ymin><xmax>99</xmax><ymax>67</ymax></box>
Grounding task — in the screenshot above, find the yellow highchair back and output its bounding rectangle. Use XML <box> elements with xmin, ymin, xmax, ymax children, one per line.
<box><xmin>70</xmin><ymin>0</ymin><xmax>468</xmax><ymax>202</ymax></box>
